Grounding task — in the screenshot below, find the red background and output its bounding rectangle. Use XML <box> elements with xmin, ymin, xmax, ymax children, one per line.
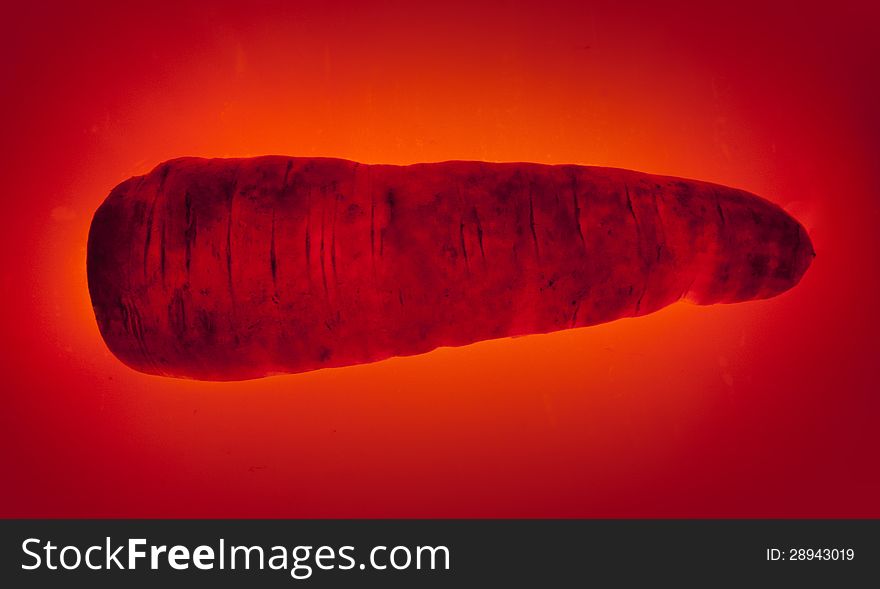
<box><xmin>2</xmin><ymin>0</ymin><xmax>878</xmax><ymax>517</ymax></box>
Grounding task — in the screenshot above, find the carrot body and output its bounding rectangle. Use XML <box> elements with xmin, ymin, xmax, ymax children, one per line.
<box><xmin>87</xmin><ymin>157</ymin><xmax>813</xmax><ymax>380</ymax></box>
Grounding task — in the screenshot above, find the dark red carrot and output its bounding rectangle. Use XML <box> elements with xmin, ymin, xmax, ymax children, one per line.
<box><xmin>87</xmin><ymin>156</ymin><xmax>813</xmax><ymax>380</ymax></box>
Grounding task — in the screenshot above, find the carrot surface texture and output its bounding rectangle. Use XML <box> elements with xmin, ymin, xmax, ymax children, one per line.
<box><xmin>87</xmin><ymin>157</ymin><xmax>814</xmax><ymax>380</ymax></box>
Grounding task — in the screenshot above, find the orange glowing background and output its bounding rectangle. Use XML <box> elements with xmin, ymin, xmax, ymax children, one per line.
<box><xmin>3</xmin><ymin>0</ymin><xmax>878</xmax><ymax>517</ymax></box>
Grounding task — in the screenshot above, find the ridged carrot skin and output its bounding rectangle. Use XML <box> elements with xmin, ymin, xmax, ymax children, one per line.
<box><xmin>87</xmin><ymin>157</ymin><xmax>814</xmax><ymax>380</ymax></box>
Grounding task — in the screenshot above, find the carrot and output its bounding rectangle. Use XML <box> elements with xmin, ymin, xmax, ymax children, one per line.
<box><xmin>87</xmin><ymin>156</ymin><xmax>813</xmax><ymax>380</ymax></box>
